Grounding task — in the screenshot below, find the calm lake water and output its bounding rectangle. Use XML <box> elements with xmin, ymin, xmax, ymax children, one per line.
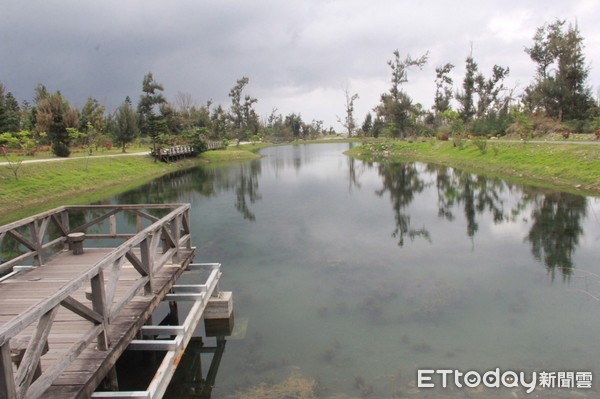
<box><xmin>110</xmin><ymin>143</ymin><xmax>600</xmax><ymax>398</ymax></box>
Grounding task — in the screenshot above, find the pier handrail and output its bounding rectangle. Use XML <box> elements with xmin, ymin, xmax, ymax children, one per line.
<box><xmin>0</xmin><ymin>204</ymin><xmax>193</xmax><ymax>399</ymax></box>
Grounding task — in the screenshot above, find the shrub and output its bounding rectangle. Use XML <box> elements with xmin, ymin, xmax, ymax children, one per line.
<box><xmin>472</xmin><ymin>136</ymin><xmax>487</xmax><ymax>154</ymax></box>
<box><xmin>436</xmin><ymin>131</ymin><xmax>449</xmax><ymax>141</ymax></box>
<box><xmin>52</xmin><ymin>141</ymin><xmax>71</xmax><ymax>157</ymax></box>
<box><xmin>452</xmin><ymin>133</ymin><xmax>465</xmax><ymax>149</ymax></box>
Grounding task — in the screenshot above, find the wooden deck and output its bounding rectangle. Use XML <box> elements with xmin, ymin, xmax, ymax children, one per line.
<box><xmin>0</xmin><ymin>204</ymin><xmax>207</xmax><ymax>399</ymax></box>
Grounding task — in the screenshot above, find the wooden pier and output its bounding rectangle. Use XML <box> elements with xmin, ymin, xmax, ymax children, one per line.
<box><xmin>0</xmin><ymin>204</ymin><xmax>232</xmax><ymax>399</ymax></box>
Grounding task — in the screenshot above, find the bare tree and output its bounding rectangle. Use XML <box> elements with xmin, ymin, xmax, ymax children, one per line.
<box><xmin>174</xmin><ymin>91</ymin><xmax>198</xmax><ymax>115</ymax></box>
<box><xmin>338</xmin><ymin>88</ymin><xmax>359</xmax><ymax>137</ymax></box>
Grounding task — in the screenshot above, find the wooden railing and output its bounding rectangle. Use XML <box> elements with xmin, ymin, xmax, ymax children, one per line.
<box><xmin>0</xmin><ymin>204</ymin><xmax>193</xmax><ymax>399</ymax></box>
<box><xmin>153</xmin><ymin>145</ymin><xmax>196</xmax><ymax>163</ymax></box>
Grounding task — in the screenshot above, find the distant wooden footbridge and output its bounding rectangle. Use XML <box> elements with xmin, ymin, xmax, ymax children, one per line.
<box><xmin>0</xmin><ymin>204</ymin><xmax>233</xmax><ymax>399</ymax></box>
<box><xmin>153</xmin><ymin>141</ymin><xmax>226</xmax><ymax>163</ymax></box>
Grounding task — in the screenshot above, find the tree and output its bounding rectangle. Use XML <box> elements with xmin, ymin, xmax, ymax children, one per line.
<box><xmin>284</xmin><ymin>113</ymin><xmax>303</xmax><ymax>139</ymax></box>
<box><xmin>456</xmin><ymin>54</ymin><xmax>478</xmax><ymax>123</ymax></box>
<box><xmin>228</xmin><ymin>77</ymin><xmax>258</xmax><ymax>141</ymax></box>
<box><xmin>338</xmin><ymin>89</ymin><xmax>359</xmax><ymax>137</ymax></box>
<box><xmin>433</xmin><ymin>63</ymin><xmax>454</xmax><ymax>115</ymax></box>
<box><xmin>0</xmin><ymin>85</ymin><xmax>21</xmax><ymax>133</ymax></box>
<box><xmin>361</xmin><ymin>112</ymin><xmax>373</xmax><ymax>136</ymax></box>
<box><xmin>1</xmin><ymin>131</ymin><xmax>42</xmax><ymax>180</ymax></box>
<box><xmin>474</xmin><ymin>64</ymin><xmax>510</xmax><ymax>118</ymax></box>
<box><xmin>79</xmin><ymin>97</ymin><xmax>106</xmax><ymax>148</ymax></box>
<box><xmin>112</xmin><ymin>97</ymin><xmax>139</xmax><ymax>152</ymax></box>
<box><xmin>137</xmin><ymin>72</ymin><xmax>166</xmax><ymax>153</ymax></box>
<box><xmin>375</xmin><ymin>50</ymin><xmax>429</xmax><ymax>138</ymax></box>
<box><xmin>524</xmin><ymin>19</ymin><xmax>594</xmax><ymax>121</ymax></box>
<box><xmin>35</xmin><ymin>91</ymin><xmax>78</xmax><ymax>157</ymax></box>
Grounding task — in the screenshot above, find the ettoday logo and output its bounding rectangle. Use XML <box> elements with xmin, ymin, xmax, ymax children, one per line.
<box><xmin>418</xmin><ymin>369</ymin><xmax>593</xmax><ymax>394</ymax></box>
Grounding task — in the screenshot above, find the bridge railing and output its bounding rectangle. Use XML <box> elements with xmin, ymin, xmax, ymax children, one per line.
<box><xmin>0</xmin><ymin>204</ymin><xmax>193</xmax><ymax>399</ymax></box>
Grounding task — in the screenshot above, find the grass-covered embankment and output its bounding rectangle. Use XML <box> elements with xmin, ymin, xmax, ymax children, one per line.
<box><xmin>347</xmin><ymin>139</ymin><xmax>600</xmax><ymax>196</ymax></box>
<box><xmin>0</xmin><ymin>145</ymin><xmax>263</xmax><ymax>224</ymax></box>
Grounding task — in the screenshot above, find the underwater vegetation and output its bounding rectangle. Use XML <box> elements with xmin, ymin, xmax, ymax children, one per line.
<box><xmin>234</xmin><ymin>372</ymin><xmax>318</xmax><ymax>399</ymax></box>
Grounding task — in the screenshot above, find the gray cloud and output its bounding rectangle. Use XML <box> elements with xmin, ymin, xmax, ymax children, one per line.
<box><xmin>1</xmin><ymin>0</ymin><xmax>598</xmax><ymax>128</ymax></box>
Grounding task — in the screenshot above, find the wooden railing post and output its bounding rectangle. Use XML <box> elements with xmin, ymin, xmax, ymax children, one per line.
<box><xmin>109</xmin><ymin>214</ymin><xmax>116</xmax><ymax>237</ymax></box>
<box><xmin>171</xmin><ymin>214</ymin><xmax>181</xmax><ymax>263</ymax></box>
<box><xmin>0</xmin><ymin>343</ymin><xmax>16</xmax><ymax>399</ymax></box>
<box><xmin>140</xmin><ymin>237</ymin><xmax>153</xmax><ymax>295</ymax></box>
<box><xmin>90</xmin><ymin>272</ymin><xmax>109</xmax><ymax>351</ymax></box>
<box><xmin>29</xmin><ymin>221</ymin><xmax>41</xmax><ymax>267</ymax></box>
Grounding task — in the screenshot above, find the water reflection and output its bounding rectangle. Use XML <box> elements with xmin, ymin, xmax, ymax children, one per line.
<box><xmin>430</xmin><ymin>165</ymin><xmax>508</xmax><ymax>237</ymax></box>
<box><xmin>525</xmin><ymin>190</ymin><xmax>587</xmax><ymax>280</ymax></box>
<box><xmin>114</xmin><ymin>160</ymin><xmax>263</xmax><ymax>222</ymax></box>
<box><xmin>105</xmin><ymin>145</ymin><xmax>592</xmax><ymax>280</ymax></box>
<box><xmin>374</xmin><ymin>162</ymin><xmax>431</xmax><ymax>246</ymax></box>
<box><xmin>370</xmin><ymin>161</ymin><xmax>588</xmax><ymax>278</ymax></box>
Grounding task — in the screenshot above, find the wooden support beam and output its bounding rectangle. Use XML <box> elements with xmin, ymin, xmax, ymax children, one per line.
<box><xmin>6</xmin><ymin>230</ymin><xmax>36</xmax><ymax>252</ymax></box>
<box><xmin>61</xmin><ymin>296</ymin><xmax>104</xmax><ymax>324</ymax></box>
<box><xmin>165</xmin><ymin>293</ymin><xmax>205</xmax><ymax>301</ymax></box>
<box><xmin>128</xmin><ymin>338</ymin><xmax>180</xmax><ymax>351</ymax></box>
<box><xmin>140</xmin><ymin>326</ymin><xmax>185</xmax><ymax>336</ymax></box>
<box><xmin>92</xmin><ymin>392</ymin><xmax>150</xmax><ymax>399</ymax></box>
<box><xmin>125</xmin><ymin>250</ymin><xmax>147</xmax><ymax>276</ymax></box>
<box><xmin>15</xmin><ymin>306</ymin><xmax>58</xmax><ymax>398</ymax></box>
<box><xmin>71</xmin><ymin>209</ymin><xmax>120</xmax><ymax>234</ymax></box>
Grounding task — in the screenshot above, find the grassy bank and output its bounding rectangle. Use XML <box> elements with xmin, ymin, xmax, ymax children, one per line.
<box><xmin>0</xmin><ymin>145</ymin><xmax>263</xmax><ymax>224</ymax></box>
<box><xmin>347</xmin><ymin>139</ymin><xmax>600</xmax><ymax>196</ymax></box>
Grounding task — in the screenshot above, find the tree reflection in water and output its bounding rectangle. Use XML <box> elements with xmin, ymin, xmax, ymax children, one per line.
<box><xmin>114</xmin><ymin>160</ymin><xmax>263</xmax><ymax>222</ymax></box>
<box><xmin>110</xmin><ymin>151</ymin><xmax>589</xmax><ymax>281</ymax></box>
<box><xmin>375</xmin><ymin>161</ymin><xmax>589</xmax><ymax>280</ymax></box>
<box><xmin>375</xmin><ymin>162</ymin><xmax>431</xmax><ymax>246</ymax></box>
<box><xmin>525</xmin><ymin>190</ymin><xmax>587</xmax><ymax>280</ymax></box>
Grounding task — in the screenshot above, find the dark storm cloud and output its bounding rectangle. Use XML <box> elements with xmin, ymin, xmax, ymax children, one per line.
<box><xmin>1</xmin><ymin>0</ymin><xmax>599</xmax><ymax>127</ymax></box>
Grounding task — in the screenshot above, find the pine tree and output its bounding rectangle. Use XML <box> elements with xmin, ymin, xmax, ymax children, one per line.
<box><xmin>524</xmin><ymin>20</ymin><xmax>594</xmax><ymax>121</ymax></box>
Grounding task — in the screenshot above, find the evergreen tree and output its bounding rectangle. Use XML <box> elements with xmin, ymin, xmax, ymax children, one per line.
<box><xmin>361</xmin><ymin>112</ymin><xmax>373</xmax><ymax>136</ymax></box>
<box><xmin>35</xmin><ymin>91</ymin><xmax>78</xmax><ymax>157</ymax></box>
<box><xmin>524</xmin><ymin>19</ymin><xmax>594</xmax><ymax>121</ymax></box>
<box><xmin>376</xmin><ymin>50</ymin><xmax>428</xmax><ymax>138</ymax></box>
<box><xmin>137</xmin><ymin>72</ymin><xmax>166</xmax><ymax>153</ymax></box>
<box><xmin>456</xmin><ymin>54</ymin><xmax>478</xmax><ymax>123</ymax></box>
<box><xmin>433</xmin><ymin>63</ymin><xmax>454</xmax><ymax>115</ymax></box>
<box><xmin>228</xmin><ymin>77</ymin><xmax>258</xmax><ymax>141</ymax></box>
<box><xmin>112</xmin><ymin>97</ymin><xmax>139</xmax><ymax>152</ymax></box>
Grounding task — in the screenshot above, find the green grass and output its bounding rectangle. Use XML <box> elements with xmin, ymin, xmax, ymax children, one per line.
<box><xmin>0</xmin><ymin>144</ymin><xmax>258</xmax><ymax>224</ymax></box>
<box><xmin>198</xmin><ymin>143</ymin><xmax>266</xmax><ymax>162</ymax></box>
<box><xmin>347</xmin><ymin>138</ymin><xmax>600</xmax><ymax>196</ymax></box>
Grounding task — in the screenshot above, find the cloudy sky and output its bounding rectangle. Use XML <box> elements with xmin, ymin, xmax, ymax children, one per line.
<box><xmin>1</xmin><ymin>0</ymin><xmax>599</xmax><ymax>129</ymax></box>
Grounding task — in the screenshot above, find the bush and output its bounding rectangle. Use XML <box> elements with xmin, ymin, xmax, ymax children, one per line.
<box><xmin>472</xmin><ymin>136</ymin><xmax>487</xmax><ymax>154</ymax></box>
<box><xmin>52</xmin><ymin>141</ymin><xmax>70</xmax><ymax>157</ymax></box>
<box><xmin>452</xmin><ymin>133</ymin><xmax>465</xmax><ymax>149</ymax></box>
<box><xmin>436</xmin><ymin>131</ymin><xmax>449</xmax><ymax>141</ymax></box>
